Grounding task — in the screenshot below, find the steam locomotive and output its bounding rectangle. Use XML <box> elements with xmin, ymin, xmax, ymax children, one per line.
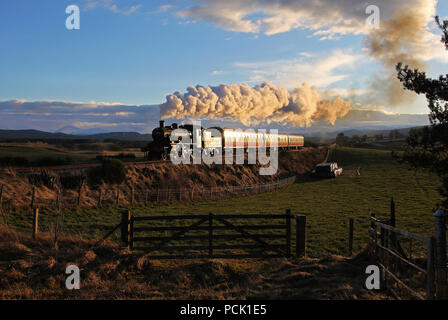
<box><xmin>142</xmin><ymin>120</ymin><xmax>305</xmax><ymax>160</ymax></box>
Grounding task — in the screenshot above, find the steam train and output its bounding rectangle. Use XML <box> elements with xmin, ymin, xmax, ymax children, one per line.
<box><xmin>142</xmin><ymin>120</ymin><xmax>305</xmax><ymax>160</ymax></box>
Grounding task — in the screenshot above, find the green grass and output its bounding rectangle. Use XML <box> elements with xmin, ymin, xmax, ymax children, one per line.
<box><xmin>0</xmin><ymin>144</ymin><xmax>91</xmax><ymax>163</ymax></box>
<box><xmin>4</xmin><ymin>147</ymin><xmax>444</xmax><ymax>258</ymax></box>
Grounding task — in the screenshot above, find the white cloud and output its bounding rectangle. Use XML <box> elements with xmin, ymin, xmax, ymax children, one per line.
<box><xmin>0</xmin><ymin>99</ymin><xmax>160</xmax><ymax>132</ymax></box>
<box><xmin>234</xmin><ymin>50</ymin><xmax>364</xmax><ymax>88</ymax></box>
<box><xmin>174</xmin><ymin>0</ymin><xmax>436</xmax><ymax>37</ymax></box>
<box><xmin>83</xmin><ymin>0</ymin><xmax>141</xmax><ymax>15</ymax></box>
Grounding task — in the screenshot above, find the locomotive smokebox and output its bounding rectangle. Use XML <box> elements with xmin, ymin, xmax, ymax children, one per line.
<box><xmin>159</xmin><ymin>120</ymin><xmax>165</xmax><ymax>128</ymax></box>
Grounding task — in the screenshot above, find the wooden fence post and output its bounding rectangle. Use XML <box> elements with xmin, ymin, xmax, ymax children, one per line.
<box><xmin>0</xmin><ymin>184</ymin><xmax>3</xmax><ymax>206</ymax></box>
<box><xmin>286</xmin><ymin>209</ymin><xmax>291</xmax><ymax>257</ymax></box>
<box><xmin>427</xmin><ymin>236</ymin><xmax>436</xmax><ymax>300</ymax></box>
<box><xmin>348</xmin><ymin>218</ymin><xmax>354</xmax><ymax>256</ymax></box>
<box><xmin>32</xmin><ymin>208</ymin><xmax>39</xmax><ymax>239</ymax></box>
<box><xmin>370</xmin><ymin>212</ymin><xmax>377</xmax><ymax>251</ymax></box>
<box><xmin>434</xmin><ymin>209</ymin><xmax>447</xmax><ymax>299</ymax></box>
<box><xmin>97</xmin><ymin>189</ymin><xmax>102</xmax><ymax>208</ymax></box>
<box><xmin>77</xmin><ymin>183</ymin><xmax>82</xmax><ymax>207</ymax></box>
<box><xmin>390</xmin><ymin>197</ymin><xmax>396</xmax><ymax>227</ymax></box>
<box><xmin>56</xmin><ymin>189</ymin><xmax>62</xmax><ymax>212</ymax></box>
<box><xmin>296</xmin><ymin>215</ymin><xmax>306</xmax><ymax>258</ymax></box>
<box><xmin>30</xmin><ymin>187</ymin><xmax>36</xmax><ymax>208</ymax></box>
<box><xmin>209</xmin><ymin>213</ymin><xmax>213</xmax><ymax>258</ymax></box>
<box><xmin>121</xmin><ymin>210</ymin><xmax>131</xmax><ymax>249</ymax></box>
<box><xmin>129</xmin><ymin>215</ymin><xmax>134</xmax><ymax>250</ymax></box>
<box><xmin>130</xmin><ymin>186</ymin><xmax>134</xmax><ymax>205</ymax></box>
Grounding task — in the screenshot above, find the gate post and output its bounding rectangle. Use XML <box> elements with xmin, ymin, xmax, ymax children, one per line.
<box><xmin>121</xmin><ymin>210</ymin><xmax>131</xmax><ymax>249</ymax></box>
<box><xmin>427</xmin><ymin>236</ymin><xmax>436</xmax><ymax>300</ymax></box>
<box><xmin>208</xmin><ymin>213</ymin><xmax>213</xmax><ymax>258</ymax></box>
<box><xmin>285</xmin><ymin>209</ymin><xmax>291</xmax><ymax>257</ymax></box>
<box><xmin>130</xmin><ymin>215</ymin><xmax>134</xmax><ymax>250</ymax></box>
<box><xmin>295</xmin><ymin>215</ymin><xmax>306</xmax><ymax>258</ymax></box>
<box><xmin>435</xmin><ymin>209</ymin><xmax>447</xmax><ymax>299</ymax></box>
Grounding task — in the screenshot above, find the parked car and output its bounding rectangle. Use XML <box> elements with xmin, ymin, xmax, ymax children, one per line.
<box><xmin>311</xmin><ymin>162</ymin><xmax>343</xmax><ymax>178</ymax></box>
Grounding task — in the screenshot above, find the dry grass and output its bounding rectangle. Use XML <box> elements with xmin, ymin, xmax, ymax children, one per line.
<box><xmin>0</xmin><ymin>225</ymin><xmax>395</xmax><ymax>300</ymax></box>
<box><xmin>0</xmin><ymin>148</ymin><xmax>327</xmax><ymax>209</ymax></box>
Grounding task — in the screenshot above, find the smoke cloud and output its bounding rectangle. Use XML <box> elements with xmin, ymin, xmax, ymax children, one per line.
<box><xmin>365</xmin><ymin>1</ymin><xmax>437</xmax><ymax>106</ymax></box>
<box><xmin>160</xmin><ymin>82</ymin><xmax>351</xmax><ymax>127</ymax></box>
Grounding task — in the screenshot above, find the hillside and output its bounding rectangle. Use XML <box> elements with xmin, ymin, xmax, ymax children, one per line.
<box><xmin>0</xmin><ymin>148</ymin><xmax>327</xmax><ymax>210</ymax></box>
<box><xmin>0</xmin><ymin>129</ymin><xmax>152</xmax><ymax>142</ymax></box>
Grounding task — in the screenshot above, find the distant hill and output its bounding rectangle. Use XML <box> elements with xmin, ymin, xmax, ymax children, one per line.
<box><xmin>337</xmin><ymin>126</ymin><xmax>425</xmax><ymax>138</ymax></box>
<box><xmin>0</xmin><ymin>129</ymin><xmax>152</xmax><ymax>141</ymax></box>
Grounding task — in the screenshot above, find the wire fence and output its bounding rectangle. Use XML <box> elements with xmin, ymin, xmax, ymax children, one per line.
<box><xmin>0</xmin><ymin>176</ymin><xmax>297</xmax><ymax>213</ymax></box>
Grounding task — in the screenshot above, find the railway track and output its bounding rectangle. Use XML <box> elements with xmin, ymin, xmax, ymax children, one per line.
<box><xmin>0</xmin><ymin>160</ymin><xmax>170</xmax><ymax>174</ymax></box>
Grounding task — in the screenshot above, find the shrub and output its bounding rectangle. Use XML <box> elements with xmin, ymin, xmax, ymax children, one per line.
<box><xmin>59</xmin><ymin>174</ymin><xmax>86</xmax><ymax>190</ymax></box>
<box><xmin>88</xmin><ymin>159</ymin><xmax>127</xmax><ymax>187</ymax></box>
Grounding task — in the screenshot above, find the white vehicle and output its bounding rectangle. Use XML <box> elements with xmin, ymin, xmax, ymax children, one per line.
<box><xmin>312</xmin><ymin>162</ymin><xmax>343</xmax><ymax>178</ymax></box>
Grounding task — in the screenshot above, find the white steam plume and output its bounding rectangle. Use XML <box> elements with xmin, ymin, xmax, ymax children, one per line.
<box><xmin>160</xmin><ymin>82</ymin><xmax>351</xmax><ymax>127</ymax></box>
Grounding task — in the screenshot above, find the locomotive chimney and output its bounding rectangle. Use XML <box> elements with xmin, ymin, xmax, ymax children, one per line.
<box><xmin>172</xmin><ymin>123</ymin><xmax>178</xmax><ymax>129</ymax></box>
<box><xmin>159</xmin><ymin>120</ymin><xmax>165</xmax><ymax>128</ymax></box>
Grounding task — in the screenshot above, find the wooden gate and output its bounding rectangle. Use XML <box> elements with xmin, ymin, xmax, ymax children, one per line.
<box><xmin>119</xmin><ymin>210</ymin><xmax>306</xmax><ymax>259</ymax></box>
<box><xmin>369</xmin><ymin>215</ymin><xmax>436</xmax><ymax>299</ymax></box>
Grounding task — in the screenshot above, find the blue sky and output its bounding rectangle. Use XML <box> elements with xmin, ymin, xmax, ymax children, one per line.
<box><xmin>0</xmin><ymin>0</ymin><xmax>447</xmax><ymax>133</ymax></box>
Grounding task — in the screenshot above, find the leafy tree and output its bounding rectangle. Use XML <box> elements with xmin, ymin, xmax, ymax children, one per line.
<box><xmin>396</xmin><ymin>16</ymin><xmax>448</xmax><ymax>207</ymax></box>
<box><xmin>335</xmin><ymin>132</ymin><xmax>347</xmax><ymax>146</ymax></box>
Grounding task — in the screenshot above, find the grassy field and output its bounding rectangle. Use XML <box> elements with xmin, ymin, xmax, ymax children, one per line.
<box><xmin>0</xmin><ymin>142</ymin><xmax>145</xmax><ymax>166</ymax></box>
<box><xmin>0</xmin><ymin>143</ymin><xmax>92</xmax><ymax>164</ymax></box>
<box><xmin>4</xmin><ymin>147</ymin><xmax>444</xmax><ymax>258</ymax></box>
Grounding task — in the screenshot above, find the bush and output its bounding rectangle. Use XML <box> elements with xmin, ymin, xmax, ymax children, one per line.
<box><xmin>88</xmin><ymin>159</ymin><xmax>127</xmax><ymax>187</ymax></box>
<box><xmin>59</xmin><ymin>174</ymin><xmax>86</xmax><ymax>190</ymax></box>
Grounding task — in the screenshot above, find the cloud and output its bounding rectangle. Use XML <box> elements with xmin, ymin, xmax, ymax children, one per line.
<box><xmin>0</xmin><ymin>100</ymin><xmax>160</xmax><ymax>133</ymax></box>
<box><xmin>160</xmin><ymin>81</ymin><xmax>352</xmax><ymax>127</ymax></box>
<box><xmin>234</xmin><ymin>50</ymin><xmax>363</xmax><ymax>88</ymax></box>
<box><xmin>83</xmin><ymin>0</ymin><xmax>142</xmax><ymax>15</ymax></box>
<box><xmin>0</xmin><ymin>97</ymin><xmax>429</xmax><ymax>133</ymax></box>
<box><xmin>175</xmin><ymin>0</ymin><xmax>431</xmax><ymax>36</ymax></box>
<box><xmin>175</xmin><ymin>0</ymin><xmax>447</xmax><ymax>109</ymax></box>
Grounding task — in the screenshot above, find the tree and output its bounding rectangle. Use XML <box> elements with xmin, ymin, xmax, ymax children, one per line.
<box><xmin>335</xmin><ymin>133</ymin><xmax>347</xmax><ymax>146</ymax></box>
<box><xmin>88</xmin><ymin>159</ymin><xmax>127</xmax><ymax>188</ymax></box>
<box><xmin>396</xmin><ymin>16</ymin><xmax>448</xmax><ymax>207</ymax></box>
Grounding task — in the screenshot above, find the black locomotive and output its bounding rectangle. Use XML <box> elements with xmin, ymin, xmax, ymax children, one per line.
<box><xmin>142</xmin><ymin>120</ymin><xmax>305</xmax><ymax>161</ymax></box>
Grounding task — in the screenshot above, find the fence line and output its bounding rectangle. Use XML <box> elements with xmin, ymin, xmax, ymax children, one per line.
<box><xmin>368</xmin><ymin>199</ymin><xmax>447</xmax><ymax>300</ymax></box>
<box><xmin>0</xmin><ymin>176</ymin><xmax>297</xmax><ymax>213</ymax></box>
